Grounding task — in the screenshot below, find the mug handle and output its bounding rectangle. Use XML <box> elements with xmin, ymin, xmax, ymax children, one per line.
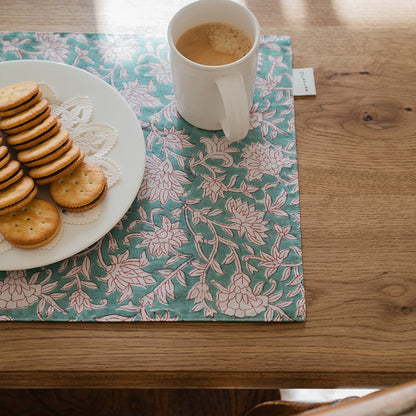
<box><xmin>215</xmin><ymin>74</ymin><xmax>249</xmax><ymax>141</ymax></box>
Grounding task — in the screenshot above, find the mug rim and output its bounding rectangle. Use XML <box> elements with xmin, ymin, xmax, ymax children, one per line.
<box><xmin>167</xmin><ymin>0</ymin><xmax>261</xmax><ymax>70</ymax></box>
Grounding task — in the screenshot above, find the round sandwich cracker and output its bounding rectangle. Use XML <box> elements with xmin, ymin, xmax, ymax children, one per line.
<box><xmin>0</xmin><ymin>98</ymin><xmax>49</xmax><ymax>131</ymax></box>
<box><xmin>50</xmin><ymin>161</ymin><xmax>108</xmax><ymax>212</ymax></box>
<box><xmin>0</xmin><ymin>81</ymin><xmax>39</xmax><ymax>112</ymax></box>
<box><xmin>28</xmin><ymin>145</ymin><xmax>85</xmax><ymax>185</ymax></box>
<box><xmin>0</xmin><ymin>168</ymin><xmax>24</xmax><ymax>190</ymax></box>
<box><xmin>0</xmin><ymin>89</ymin><xmax>43</xmax><ymax>118</ymax></box>
<box><xmin>0</xmin><ymin>198</ymin><xmax>61</xmax><ymax>248</ymax></box>
<box><xmin>0</xmin><ymin>146</ymin><xmax>11</xmax><ymax>169</ymax></box>
<box><xmin>7</xmin><ymin>114</ymin><xmax>59</xmax><ymax>150</ymax></box>
<box><xmin>23</xmin><ymin>137</ymin><xmax>73</xmax><ymax>168</ymax></box>
<box><xmin>0</xmin><ymin>160</ymin><xmax>24</xmax><ymax>190</ymax></box>
<box><xmin>17</xmin><ymin>130</ymin><xmax>71</xmax><ymax>166</ymax></box>
<box><xmin>2</xmin><ymin>104</ymin><xmax>51</xmax><ymax>135</ymax></box>
<box><xmin>0</xmin><ymin>176</ymin><xmax>37</xmax><ymax>216</ymax></box>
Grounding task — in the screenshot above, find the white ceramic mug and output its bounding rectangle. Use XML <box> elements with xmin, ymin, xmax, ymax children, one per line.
<box><xmin>167</xmin><ymin>0</ymin><xmax>260</xmax><ymax>141</ymax></box>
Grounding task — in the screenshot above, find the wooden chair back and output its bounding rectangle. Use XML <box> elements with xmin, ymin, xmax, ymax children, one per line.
<box><xmin>245</xmin><ymin>381</ymin><xmax>416</xmax><ymax>416</ymax></box>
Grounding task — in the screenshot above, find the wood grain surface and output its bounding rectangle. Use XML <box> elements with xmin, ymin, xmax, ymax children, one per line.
<box><xmin>0</xmin><ymin>0</ymin><xmax>415</xmax><ymax>389</ymax></box>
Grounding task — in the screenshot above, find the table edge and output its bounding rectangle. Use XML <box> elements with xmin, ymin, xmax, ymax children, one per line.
<box><xmin>1</xmin><ymin>371</ymin><xmax>415</xmax><ymax>389</ymax></box>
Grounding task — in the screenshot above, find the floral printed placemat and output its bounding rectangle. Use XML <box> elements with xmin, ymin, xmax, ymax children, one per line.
<box><xmin>0</xmin><ymin>32</ymin><xmax>305</xmax><ymax>322</ymax></box>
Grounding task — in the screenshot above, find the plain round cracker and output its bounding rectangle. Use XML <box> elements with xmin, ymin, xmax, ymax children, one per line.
<box><xmin>0</xmin><ymin>81</ymin><xmax>39</xmax><ymax>112</ymax></box>
<box><xmin>0</xmin><ymin>198</ymin><xmax>61</xmax><ymax>248</ymax></box>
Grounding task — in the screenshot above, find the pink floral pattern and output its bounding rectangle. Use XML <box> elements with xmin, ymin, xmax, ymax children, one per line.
<box><xmin>137</xmin><ymin>155</ymin><xmax>190</xmax><ymax>204</ymax></box>
<box><xmin>136</xmin><ymin>215</ymin><xmax>189</xmax><ymax>257</ymax></box>
<box><xmin>240</xmin><ymin>142</ymin><xmax>296</xmax><ymax>181</ymax></box>
<box><xmin>225</xmin><ymin>198</ymin><xmax>270</xmax><ymax>246</ymax></box>
<box><xmin>0</xmin><ymin>33</ymin><xmax>304</xmax><ymax>322</ymax></box>
<box><xmin>0</xmin><ymin>272</ymin><xmax>41</xmax><ymax>310</ymax></box>
<box><xmin>97</xmin><ymin>251</ymin><xmax>156</xmax><ymax>302</ymax></box>
<box><xmin>213</xmin><ymin>273</ymin><xmax>269</xmax><ymax>318</ymax></box>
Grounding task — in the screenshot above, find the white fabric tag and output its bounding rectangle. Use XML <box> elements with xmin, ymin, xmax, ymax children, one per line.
<box><xmin>293</xmin><ymin>68</ymin><xmax>316</xmax><ymax>96</ymax></box>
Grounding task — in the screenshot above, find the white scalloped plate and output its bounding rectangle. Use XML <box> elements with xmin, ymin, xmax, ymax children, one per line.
<box><xmin>0</xmin><ymin>60</ymin><xmax>145</xmax><ymax>270</ymax></box>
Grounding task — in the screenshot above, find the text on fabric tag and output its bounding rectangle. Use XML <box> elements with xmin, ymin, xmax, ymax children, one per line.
<box><xmin>293</xmin><ymin>68</ymin><xmax>316</xmax><ymax>96</ymax></box>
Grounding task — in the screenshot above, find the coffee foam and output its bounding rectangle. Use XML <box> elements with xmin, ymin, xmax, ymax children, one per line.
<box><xmin>208</xmin><ymin>22</ymin><xmax>252</xmax><ymax>59</ymax></box>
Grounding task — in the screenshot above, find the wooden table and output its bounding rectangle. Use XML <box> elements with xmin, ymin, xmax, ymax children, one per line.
<box><xmin>0</xmin><ymin>0</ymin><xmax>415</xmax><ymax>389</ymax></box>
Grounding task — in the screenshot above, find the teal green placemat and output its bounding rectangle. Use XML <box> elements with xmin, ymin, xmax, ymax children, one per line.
<box><xmin>0</xmin><ymin>32</ymin><xmax>304</xmax><ymax>322</ymax></box>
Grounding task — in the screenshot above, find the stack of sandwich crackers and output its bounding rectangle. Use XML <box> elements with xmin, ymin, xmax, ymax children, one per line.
<box><xmin>0</xmin><ymin>81</ymin><xmax>108</xmax><ymax>249</ymax></box>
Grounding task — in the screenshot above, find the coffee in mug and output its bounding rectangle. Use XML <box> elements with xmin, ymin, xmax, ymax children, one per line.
<box><xmin>175</xmin><ymin>22</ymin><xmax>253</xmax><ymax>66</ymax></box>
<box><xmin>168</xmin><ymin>0</ymin><xmax>260</xmax><ymax>141</ymax></box>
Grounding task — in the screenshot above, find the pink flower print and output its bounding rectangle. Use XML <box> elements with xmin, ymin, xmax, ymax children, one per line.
<box><xmin>239</xmin><ymin>142</ymin><xmax>295</xmax><ymax>181</ymax></box>
<box><xmin>249</xmin><ymin>106</ymin><xmax>263</xmax><ymax>130</ymax></box>
<box><xmin>273</xmin><ymin>224</ymin><xmax>297</xmax><ymax>241</ymax></box>
<box><xmin>120</xmin><ymin>78</ymin><xmax>163</xmax><ymax>116</ymax></box>
<box><xmin>140</xmin><ymin>309</ymin><xmax>178</xmax><ymax>321</ymax></box>
<box><xmin>259</xmin><ymin>246</ymin><xmax>290</xmax><ymax>279</ymax></box>
<box><xmin>187</xmin><ymin>282</ymin><xmax>213</xmax><ymax>303</ymax></box>
<box><xmin>107</xmin><ymin>232</ymin><xmax>119</xmax><ymax>252</ymax></box>
<box><xmin>94</xmin><ymin>35</ymin><xmax>138</xmax><ymax>64</ymax></box>
<box><xmin>213</xmin><ymin>273</ymin><xmax>268</xmax><ymax>318</ymax></box>
<box><xmin>119</xmin><ymin>66</ymin><xmax>129</xmax><ymax>79</ymax></box>
<box><xmin>159</xmin><ymin>126</ymin><xmax>192</xmax><ymax>151</ymax></box>
<box><xmin>138</xmin><ymin>215</ymin><xmax>189</xmax><ymax>258</ymax></box>
<box><xmin>73</xmin><ymin>46</ymin><xmax>95</xmax><ymax>66</ymax></box>
<box><xmin>199</xmin><ymin>174</ymin><xmax>227</xmax><ymax>203</ymax></box>
<box><xmin>248</xmin><ymin>101</ymin><xmax>275</xmax><ymax>131</ymax></box>
<box><xmin>268</xmin><ymin>54</ymin><xmax>289</xmax><ymax>69</ymax></box>
<box><xmin>256</xmin><ymin>72</ymin><xmax>283</xmax><ymax>98</ymax></box>
<box><xmin>290</xmin><ymin>212</ymin><xmax>300</xmax><ymax>224</ymax></box>
<box><xmin>285</xmin><ymin>171</ymin><xmax>299</xmax><ymax>193</ymax></box>
<box><xmin>99</xmin><ymin>250</ymin><xmax>156</xmax><ymax>302</ymax></box>
<box><xmin>260</xmin><ymin>35</ymin><xmax>282</xmax><ymax>52</ymax></box>
<box><xmin>1</xmin><ymin>37</ymin><xmax>31</xmax><ymax>58</ymax></box>
<box><xmin>0</xmin><ymin>271</ymin><xmax>41</xmax><ymax>310</ymax></box>
<box><xmin>288</xmin><ymin>116</ymin><xmax>295</xmax><ymax>132</ymax></box>
<box><xmin>200</xmin><ymin>135</ymin><xmax>238</xmax><ymax>167</ymax></box>
<box><xmin>140</xmin><ymin>155</ymin><xmax>189</xmax><ymax>204</ymax></box>
<box><xmin>148</xmin><ymin>60</ymin><xmax>172</xmax><ymax>85</ymax></box>
<box><xmin>68</xmin><ymin>290</ymin><xmax>94</xmax><ymax>315</ymax></box>
<box><xmin>225</xmin><ymin>198</ymin><xmax>269</xmax><ymax>245</ymax></box>
<box><xmin>33</xmin><ymin>33</ymin><xmax>70</xmax><ymax>62</ymax></box>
